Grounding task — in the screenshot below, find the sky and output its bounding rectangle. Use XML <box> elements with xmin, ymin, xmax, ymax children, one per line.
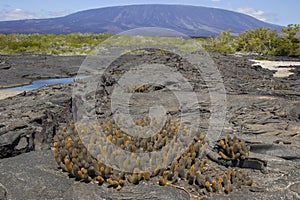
<box><xmin>0</xmin><ymin>0</ymin><xmax>299</xmax><ymax>26</ymax></box>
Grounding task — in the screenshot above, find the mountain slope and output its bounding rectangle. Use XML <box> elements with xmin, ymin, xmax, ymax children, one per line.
<box><xmin>0</xmin><ymin>4</ymin><xmax>283</xmax><ymax>37</ymax></box>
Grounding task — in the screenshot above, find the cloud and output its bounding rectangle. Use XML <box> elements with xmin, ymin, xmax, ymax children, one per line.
<box><xmin>0</xmin><ymin>8</ymin><xmax>73</xmax><ymax>21</ymax></box>
<box><xmin>211</xmin><ymin>0</ymin><xmax>221</xmax><ymax>2</ymax></box>
<box><xmin>236</xmin><ymin>8</ymin><xmax>266</xmax><ymax>21</ymax></box>
<box><xmin>0</xmin><ymin>8</ymin><xmax>37</xmax><ymax>21</ymax></box>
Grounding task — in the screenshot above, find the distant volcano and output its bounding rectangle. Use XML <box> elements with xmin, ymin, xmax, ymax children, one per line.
<box><xmin>0</xmin><ymin>4</ymin><xmax>283</xmax><ymax>37</ymax></box>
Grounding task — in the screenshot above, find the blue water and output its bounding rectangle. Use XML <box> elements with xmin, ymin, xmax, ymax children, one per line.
<box><xmin>6</xmin><ymin>76</ymin><xmax>88</xmax><ymax>91</ymax></box>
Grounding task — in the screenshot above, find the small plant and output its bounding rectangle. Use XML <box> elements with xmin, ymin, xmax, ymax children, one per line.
<box><xmin>254</xmin><ymin>56</ymin><xmax>275</xmax><ymax>61</ymax></box>
<box><xmin>130</xmin><ymin>84</ymin><xmax>149</xmax><ymax>93</ymax></box>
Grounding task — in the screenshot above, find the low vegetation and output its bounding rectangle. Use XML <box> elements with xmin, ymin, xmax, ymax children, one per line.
<box><xmin>0</xmin><ymin>33</ymin><xmax>112</xmax><ymax>55</ymax></box>
<box><xmin>204</xmin><ymin>24</ymin><xmax>300</xmax><ymax>58</ymax></box>
<box><xmin>0</xmin><ymin>24</ymin><xmax>299</xmax><ymax>57</ymax></box>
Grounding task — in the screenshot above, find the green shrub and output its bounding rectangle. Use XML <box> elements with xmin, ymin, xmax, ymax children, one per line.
<box><xmin>0</xmin><ymin>33</ymin><xmax>112</xmax><ymax>55</ymax></box>
<box><xmin>203</xmin><ymin>24</ymin><xmax>299</xmax><ymax>58</ymax></box>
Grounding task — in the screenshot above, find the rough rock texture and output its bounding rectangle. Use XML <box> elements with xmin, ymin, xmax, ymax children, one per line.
<box><xmin>0</xmin><ymin>53</ymin><xmax>300</xmax><ymax>199</ymax></box>
<box><xmin>0</xmin><ymin>150</ymin><xmax>190</xmax><ymax>200</ymax></box>
<box><xmin>0</xmin><ymin>84</ymin><xmax>72</xmax><ymax>158</ymax></box>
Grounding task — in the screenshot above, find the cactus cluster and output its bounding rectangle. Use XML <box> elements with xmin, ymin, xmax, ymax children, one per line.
<box><xmin>156</xmin><ymin>136</ymin><xmax>252</xmax><ymax>195</ymax></box>
<box><xmin>53</xmin><ymin>117</ymin><xmax>253</xmax><ymax>195</ymax></box>
<box><xmin>54</xmin><ymin>121</ymin><xmax>126</xmax><ymax>190</ymax></box>
<box><xmin>217</xmin><ymin>135</ymin><xmax>250</xmax><ymax>161</ymax></box>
